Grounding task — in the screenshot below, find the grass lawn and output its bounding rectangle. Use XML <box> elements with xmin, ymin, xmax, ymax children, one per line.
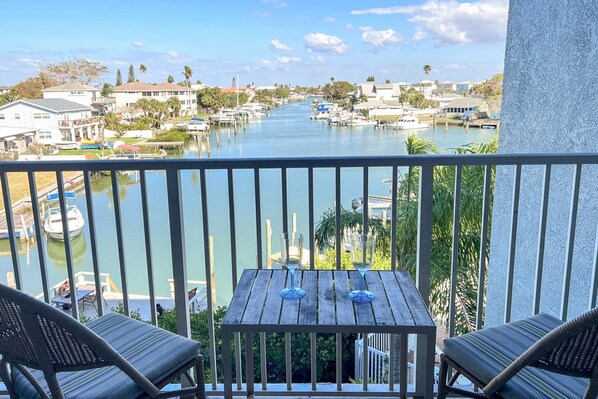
<box><xmin>0</xmin><ymin>171</ymin><xmax>82</xmax><ymax>211</ymax></box>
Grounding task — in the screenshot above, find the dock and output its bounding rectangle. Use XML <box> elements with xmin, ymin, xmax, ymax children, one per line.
<box><xmin>137</xmin><ymin>141</ymin><xmax>185</xmax><ymax>148</ymax></box>
<box><xmin>467</xmin><ymin>118</ymin><xmax>500</xmax><ymax>129</ymax></box>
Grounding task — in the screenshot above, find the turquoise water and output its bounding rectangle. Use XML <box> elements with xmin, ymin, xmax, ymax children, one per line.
<box><xmin>1</xmin><ymin>101</ymin><xmax>497</xmax><ymax>305</ymax></box>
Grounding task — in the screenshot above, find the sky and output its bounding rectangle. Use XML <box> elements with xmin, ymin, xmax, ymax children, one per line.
<box><xmin>0</xmin><ymin>0</ymin><xmax>509</xmax><ymax>88</ymax></box>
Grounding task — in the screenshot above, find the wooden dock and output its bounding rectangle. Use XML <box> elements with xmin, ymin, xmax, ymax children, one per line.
<box><xmin>467</xmin><ymin>118</ymin><xmax>500</xmax><ymax>129</ymax></box>
<box><xmin>0</xmin><ymin>210</ymin><xmax>35</xmax><ymax>239</ymax></box>
<box><xmin>137</xmin><ymin>141</ymin><xmax>185</xmax><ymax>148</ymax></box>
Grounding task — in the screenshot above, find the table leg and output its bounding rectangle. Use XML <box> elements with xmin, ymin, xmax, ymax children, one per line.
<box><xmin>245</xmin><ymin>333</ymin><xmax>254</xmax><ymax>397</ymax></box>
<box><xmin>222</xmin><ymin>328</ymin><xmax>233</xmax><ymax>399</ymax></box>
<box><xmin>425</xmin><ymin>329</ymin><xmax>436</xmax><ymax>399</ymax></box>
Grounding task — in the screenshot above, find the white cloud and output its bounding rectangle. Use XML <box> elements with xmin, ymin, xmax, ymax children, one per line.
<box><xmin>261</xmin><ymin>59</ymin><xmax>274</xmax><ymax>67</ymax></box>
<box><xmin>346</xmin><ymin>23</ymin><xmax>354</xmax><ymax>30</ymax></box>
<box><xmin>350</xmin><ymin>0</ymin><xmax>508</xmax><ymax>45</ymax></box>
<box><xmin>261</xmin><ymin>0</ymin><xmax>287</xmax><ymax>8</ymax></box>
<box><xmin>311</xmin><ymin>55</ymin><xmax>326</xmax><ymax>63</ymax></box>
<box><xmin>412</xmin><ymin>30</ymin><xmax>428</xmax><ymax>42</ymax></box>
<box><xmin>270</xmin><ymin>39</ymin><xmax>292</xmax><ymax>52</ymax></box>
<box><xmin>254</xmin><ymin>11</ymin><xmax>270</xmax><ymax>17</ymax></box>
<box><xmin>132</xmin><ymin>41</ymin><xmax>144</xmax><ymax>48</ymax></box>
<box><xmin>323</xmin><ymin>17</ymin><xmax>335</xmax><ymax>22</ymax></box>
<box><xmin>304</xmin><ymin>33</ymin><xmax>349</xmax><ymax>54</ymax></box>
<box><xmin>276</xmin><ymin>56</ymin><xmax>302</xmax><ymax>64</ymax></box>
<box><xmin>167</xmin><ymin>51</ymin><xmax>179</xmax><ymax>58</ymax></box>
<box><xmin>359</xmin><ymin>27</ymin><xmax>404</xmax><ymax>48</ymax></box>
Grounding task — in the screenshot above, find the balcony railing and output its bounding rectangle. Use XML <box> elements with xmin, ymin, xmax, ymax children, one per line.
<box><xmin>58</xmin><ymin>116</ymin><xmax>101</xmax><ymax>128</ymax></box>
<box><xmin>1</xmin><ymin>153</ymin><xmax>597</xmax><ymax>397</ymax></box>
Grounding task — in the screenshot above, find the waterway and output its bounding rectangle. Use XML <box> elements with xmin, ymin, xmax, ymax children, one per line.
<box><xmin>0</xmin><ymin>101</ymin><xmax>497</xmax><ymax>307</ymax></box>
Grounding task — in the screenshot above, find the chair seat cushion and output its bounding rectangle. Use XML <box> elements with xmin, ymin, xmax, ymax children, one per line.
<box><xmin>12</xmin><ymin>312</ymin><xmax>200</xmax><ymax>399</ymax></box>
<box><xmin>443</xmin><ymin>313</ymin><xmax>589</xmax><ymax>398</ymax></box>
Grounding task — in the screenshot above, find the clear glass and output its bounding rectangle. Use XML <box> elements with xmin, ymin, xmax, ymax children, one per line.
<box><xmin>279</xmin><ymin>233</ymin><xmax>306</xmax><ymax>299</ymax></box>
<box><xmin>349</xmin><ymin>233</ymin><xmax>376</xmax><ymax>302</ymax></box>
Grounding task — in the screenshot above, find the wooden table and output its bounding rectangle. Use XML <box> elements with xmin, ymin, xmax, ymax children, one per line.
<box><xmin>51</xmin><ymin>288</ymin><xmax>94</xmax><ymax>309</ymax></box>
<box><xmin>222</xmin><ymin>269</ymin><xmax>436</xmax><ymax>398</ymax></box>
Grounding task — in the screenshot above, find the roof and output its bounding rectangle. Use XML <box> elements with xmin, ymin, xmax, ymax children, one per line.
<box><xmin>43</xmin><ymin>82</ymin><xmax>99</xmax><ymax>92</ymax></box>
<box><xmin>353</xmin><ymin>100</ymin><xmax>403</xmax><ymax>110</ymax></box>
<box><xmin>374</xmin><ymin>83</ymin><xmax>394</xmax><ymax>90</ymax></box>
<box><xmin>0</xmin><ymin>85</ymin><xmax>10</xmax><ymax>90</ymax></box>
<box><xmin>0</xmin><ymin>99</ymin><xmax>91</xmax><ymax>113</ymax></box>
<box><xmin>445</xmin><ymin>98</ymin><xmax>486</xmax><ymax>108</ymax></box>
<box><xmin>112</xmin><ymin>81</ymin><xmax>194</xmax><ymax>92</ymax></box>
<box><xmin>0</xmin><ymin>126</ymin><xmax>37</xmax><ymax>140</ymax></box>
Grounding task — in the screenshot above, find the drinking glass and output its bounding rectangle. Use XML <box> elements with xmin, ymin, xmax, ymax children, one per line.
<box><xmin>279</xmin><ymin>233</ymin><xmax>305</xmax><ymax>300</ymax></box>
<box><xmin>349</xmin><ymin>233</ymin><xmax>376</xmax><ymax>303</ymax></box>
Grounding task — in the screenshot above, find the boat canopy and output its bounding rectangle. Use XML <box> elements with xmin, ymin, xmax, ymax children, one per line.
<box><xmin>191</xmin><ymin>117</ymin><xmax>205</xmax><ymax>121</ymax></box>
<box><xmin>46</xmin><ymin>192</ymin><xmax>76</xmax><ymax>201</ymax></box>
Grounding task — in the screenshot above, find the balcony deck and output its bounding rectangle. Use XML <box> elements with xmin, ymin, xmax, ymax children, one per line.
<box><xmin>1</xmin><ymin>154</ymin><xmax>597</xmax><ymax>397</ymax></box>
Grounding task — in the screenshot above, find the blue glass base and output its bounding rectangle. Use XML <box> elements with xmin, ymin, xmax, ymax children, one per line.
<box><xmin>280</xmin><ymin>287</ymin><xmax>305</xmax><ymax>300</ymax></box>
<box><xmin>349</xmin><ymin>290</ymin><xmax>375</xmax><ymax>303</ymax></box>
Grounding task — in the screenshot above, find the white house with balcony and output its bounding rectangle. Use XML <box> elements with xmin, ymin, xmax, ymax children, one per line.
<box><xmin>0</xmin><ymin>99</ymin><xmax>101</xmax><ymax>145</ymax></box>
<box><xmin>112</xmin><ymin>82</ymin><xmax>196</xmax><ymax>116</ymax></box>
<box><xmin>42</xmin><ymin>82</ymin><xmax>100</xmax><ymax>107</ymax></box>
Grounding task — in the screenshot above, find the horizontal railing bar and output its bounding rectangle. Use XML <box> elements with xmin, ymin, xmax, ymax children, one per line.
<box><xmin>3</xmin><ymin>153</ymin><xmax>598</xmax><ymax>172</ymax></box>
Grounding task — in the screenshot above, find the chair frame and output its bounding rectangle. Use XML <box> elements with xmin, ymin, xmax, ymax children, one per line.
<box><xmin>0</xmin><ymin>284</ymin><xmax>205</xmax><ymax>399</ymax></box>
<box><xmin>438</xmin><ymin>307</ymin><xmax>598</xmax><ymax>399</ymax></box>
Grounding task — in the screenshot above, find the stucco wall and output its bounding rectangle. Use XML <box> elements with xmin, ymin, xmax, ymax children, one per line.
<box><xmin>486</xmin><ymin>0</ymin><xmax>598</xmax><ymax>326</ymax></box>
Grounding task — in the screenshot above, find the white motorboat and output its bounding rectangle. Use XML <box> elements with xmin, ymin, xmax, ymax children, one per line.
<box><xmin>186</xmin><ymin>118</ymin><xmax>209</xmax><ymax>132</ymax></box>
<box><xmin>211</xmin><ymin>109</ymin><xmax>237</xmax><ymax>123</ymax></box>
<box><xmin>43</xmin><ymin>192</ymin><xmax>85</xmax><ymax>241</ymax></box>
<box><xmin>394</xmin><ymin>115</ymin><xmax>429</xmax><ymax>130</ymax></box>
<box><xmin>345</xmin><ymin>114</ymin><xmax>377</xmax><ymax>127</ymax></box>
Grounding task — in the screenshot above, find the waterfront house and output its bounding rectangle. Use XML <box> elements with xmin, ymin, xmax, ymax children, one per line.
<box><xmin>0</xmin><ymin>85</ymin><xmax>10</xmax><ymax>95</ymax></box>
<box><xmin>358</xmin><ymin>82</ymin><xmax>402</xmax><ymax>101</ymax></box>
<box><xmin>443</xmin><ymin>98</ymin><xmax>489</xmax><ymax>118</ymax></box>
<box><xmin>0</xmin><ymin>126</ymin><xmax>37</xmax><ymax>153</ymax></box>
<box><xmin>111</xmin><ymin>81</ymin><xmax>197</xmax><ymax>116</ymax></box>
<box><xmin>414</xmin><ymin>80</ymin><xmax>437</xmax><ymax>97</ymax></box>
<box><xmin>437</xmin><ymin>81</ymin><xmax>457</xmax><ymax>94</ymax></box>
<box><xmin>0</xmin><ymin>98</ymin><xmax>100</xmax><ymax>145</ymax></box>
<box><xmin>42</xmin><ymin>82</ymin><xmax>115</xmax><ymax>115</ymax></box>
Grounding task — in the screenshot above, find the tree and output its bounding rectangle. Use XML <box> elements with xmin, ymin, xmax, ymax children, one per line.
<box><xmin>182</xmin><ymin>65</ymin><xmax>193</xmax><ymax>87</ymax></box>
<box><xmin>135</xmin><ymin>98</ymin><xmax>169</xmax><ymax>128</ymax></box>
<box><xmin>0</xmin><ymin>89</ymin><xmax>19</xmax><ymax>105</ymax></box>
<box><xmin>139</xmin><ymin>64</ymin><xmax>147</xmax><ymax>77</ymax></box>
<box><xmin>399</xmin><ymin>88</ymin><xmax>437</xmax><ymax>109</ymax></box>
<box><xmin>366</xmin><ymin>76</ymin><xmax>375</xmax><ymax>82</ymax></box>
<box><xmin>385</xmin><ymin>79</ymin><xmax>391</xmax><ymax>84</ymax></box>
<box><xmin>116</xmin><ymin>69</ymin><xmax>122</xmax><ymax>86</ymax></box>
<box><xmin>330</xmin><ymin>77</ymin><xmax>335</xmax><ymax>84</ymax></box>
<box><xmin>127</xmin><ymin>65</ymin><xmax>135</xmax><ymax>83</ymax></box>
<box><xmin>423</xmin><ymin>64</ymin><xmax>432</xmax><ymax>77</ymax></box>
<box><xmin>167</xmin><ymin>75</ymin><xmax>174</xmax><ymax>84</ymax></box>
<box><xmin>101</xmin><ymin>83</ymin><xmax>113</xmax><ymax>97</ymax></box>
<box><xmin>13</xmin><ymin>77</ymin><xmax>44</xmax><ymax>99</ymax></box>
<box><xmin>315</xmin><ymin>135</ymin><xmax>498</xmax><ymax>335</ymax></box>
<box><xmin>470</xmin><ymin>73</ymin><xmax>503</xmax><ymax>100</ymax></box>
<box><xmin>322</xmin><ymin>81</ymin><xmax>355</xmax><ymax>101</ymax></box>
<box><xmin>38</xmin><ymin>58</ymin><xmax>108</xmax><ymax>85</ymax></box>
<box><xmin>196</xmin><ymin>87</ymin><xmax>225</xmax><ymax>112</ymax></box>
<box><xmin>167</xmin><ymin>96</ymin><xmax>181</xmax><ymax>118</ymax></box>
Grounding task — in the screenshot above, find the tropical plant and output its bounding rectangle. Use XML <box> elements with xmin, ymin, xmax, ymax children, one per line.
<box><xmin>314</xmin><ymin>135</ymin><xmax>498</xmax><ymax>335</ymax></box>
<box><xmin>167</xmin><ymin>75</ymin><xmax>175</xmax><ymax>84</ymax></box>
<box><xmin>196</xmin><ymin>87</ymin><xmax>225</xmax><ymax>112</ymax></box>
<box><xmin>0</xmin><ymin>89</ymin><xmax>19</xmax><ymax>105</ymax></box>
<box><xmin>139</xmin><ymin>64</ymin><xmax>147</xmax><ymax>77</ymax></box>
<box><xmin>322</xmin><ymin>81</ymin><xmax>355</xmax><ymax>101</ymax></box>
<box><xmin>100</xmin><ymin>83</ymin><xmax>113</xmax><ymax>97</ymax></box>
<box><xmin>182</xmin><ymin>65</ymin><xmax>193</xmax><ymax>87</ymax></box>
<box><xmin>423</xmin><ymin>64</ymin><xmax>432</xmax><ymax>77</ymax></box>
<box><xmin>167</xmin><ymin>96</ymin><xmax>181</xmax><ymax>117</ymax></box>
<box><xmin>115</xmin><ymin>69</ymin><xmax>122</xmax><ymax>86</ymax></box>
<box><xmin>127</xmin><ymin>65</ymin><xmax>135</xmax><ymax>83</ymax></box>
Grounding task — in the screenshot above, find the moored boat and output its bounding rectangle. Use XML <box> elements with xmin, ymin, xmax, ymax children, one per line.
<box><xmin>43</xmin><ymin>192</ymin><xmax>85</xmax><ymax>241</ymax></box>
<box><xmin>393</xmin><ymin>115</ymin><xmax>429</xmax><ymax>130</ymax></box>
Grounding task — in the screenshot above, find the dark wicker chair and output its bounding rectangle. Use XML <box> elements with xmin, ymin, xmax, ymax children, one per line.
<box><xmin>438</xmin><ymin>307</ymin><xmax>598</xmax><ymax>399</ymax></box>
<box><xmin>0</xmin><ymin>283</ymin><xmax>205</xmax><ymax>399</ymax></box>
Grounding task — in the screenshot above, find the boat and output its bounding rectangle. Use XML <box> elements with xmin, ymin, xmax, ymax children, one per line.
<box><xmin>99</xmin><ymin>145</ymin><xmax>167</xmax><ymax>160</ymax></box>
<box><xmin>393</xmin><ymin>115</ymin><xmax>429</xmax><ymax>130</ymax></box>
<box><xmin>344</xmin><ymin>114</ymin><xmax>377</xmax><ymax>127</ymax></box>
<box><xmin>43</xmin><ymin>192</ymin><xmax>85</xmax><ymax>241</ymax></box>
<box><xmin>211</xmin><ymin>109</ymin><xmax>237</xmax><ymax>123</ymax></box>
<box><xmin>187</xmin><ymin>118</ymin><xmax>210</xmax><ymax>132</ymax></box>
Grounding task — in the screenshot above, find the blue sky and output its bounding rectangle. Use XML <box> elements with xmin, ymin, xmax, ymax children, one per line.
<box><xmin>0</xmin><ymin>0</ymin><xmax>508</xmax><ymax>87</ymax></box>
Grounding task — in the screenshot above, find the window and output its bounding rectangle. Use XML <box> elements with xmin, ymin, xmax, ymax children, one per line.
<box><xmin>38</xmin><ymin>131</ymin><xmax>52</xmax><ymax>140</ymax></box>
<box><xmin>0</xmin><ymin>114</ymin><xmax>4</xmax><ymax>120</ymax></box>
<box><xmin>142</xmin><ymin>92</ymin><xmax>151</xmax><ymax>97</ymax></box>
<box><xmin>33</xmin><ymin>113</ymin><xmax>51</xmax><ymax>119</ymax></box>
<box><xmin>70</xmin><ymin>91</ymin><xmax>84</xmax><ymax>95</ymax></box>
<box><xmin>14</xmin><ymin>114</ymin><xmax>20</xmax><ymax>120</ymax></box>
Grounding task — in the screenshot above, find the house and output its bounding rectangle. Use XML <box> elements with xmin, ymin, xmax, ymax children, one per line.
<box><xmin>112</xmin><ymin>82</ymin><xmax>196</xmax><ymax>115</ymax></box>
<box><xmin>0</xmin><ymin>126</ymin><xmax>37</xmax><ymax>153</ymax></box>
<box><xmin>443</xmin><ymin>98</ymin><xmax>489</xmax><ymax>118</ymax></box>
<box><xmin>358</xmin><ymin>82</ymin><xmax>401</xmax><ymax>101</ymax></box>
<box><xmin>0</xmin><ymin>86</ymin><xmax>11</xmax><ymax>95</ymax></box>
<box><xmin>42</xmin><ymin>82</ymin><xmax>100</xmax><ymax>107</ymax></box>
<box><xmin>455</xmin><ymin>81</ymin><xmax>476</xmax><ymax>93</ymax></box>
<box><xmin>0</xmin><ymin>99</ymin><xmax>100</xmax><ymax>145</ymax></box>
<box><xmin>437</xmin><ymin>81</ymin><xmax>457</xmax><ymax>93</ymax></box>
<box><xmin>413</xmin><ymin>80</ymin><xmax>437</xmax><ymax>97</ymax></box>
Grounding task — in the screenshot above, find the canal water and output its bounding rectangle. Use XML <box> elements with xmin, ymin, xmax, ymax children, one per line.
<box><xmin>1</xmin><ymin>101</ymin><xmax>497</xmax><ymax>307</ymax></box>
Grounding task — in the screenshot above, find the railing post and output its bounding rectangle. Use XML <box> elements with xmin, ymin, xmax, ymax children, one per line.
<box><xmin>415</xmin><ymin>165</ymin><xmax>433</xmax><ymax>398</ymax></box>
<box><xmin>166</xmin><ymin>169</ymin><xmax>190</xmax><ymax>337</ymax></box>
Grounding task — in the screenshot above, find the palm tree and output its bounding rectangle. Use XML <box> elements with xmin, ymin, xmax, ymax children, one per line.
<box><xmin>423</xmin><ymin>64</ymin><xmax>432</xmax><ymax>77</ymax></box>
<box><xmin>139</xmin><ymin>64</ymin><xmax>147</xmax><ymax>78</ymax></box>
<box><xmin>182</xmin><ymin>65</ymin><xmax>193</xmax><ymax>87</ymax></box>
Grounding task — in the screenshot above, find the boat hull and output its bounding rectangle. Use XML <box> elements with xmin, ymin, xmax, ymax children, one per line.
<box><xmin>45</xmin><ymin>226</ymin><xmax>84</xmax><ymax>241</ymax></box>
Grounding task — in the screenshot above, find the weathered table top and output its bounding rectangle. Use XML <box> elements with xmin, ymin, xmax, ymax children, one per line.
<box><xmin>50</xmin><ymin>288</ymin><xmax>94</xmax><ymax>305</ymax></box>
<box><xmin>222</xmin><ymin>269</ymin><xmax>435</xmax><ymax>334</ymax></box>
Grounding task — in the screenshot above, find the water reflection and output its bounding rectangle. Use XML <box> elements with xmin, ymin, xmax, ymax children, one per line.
<box><xmin>46</xmin><ymin>235</ymin><xmax>87</xmax><ymax>267</ymax></box>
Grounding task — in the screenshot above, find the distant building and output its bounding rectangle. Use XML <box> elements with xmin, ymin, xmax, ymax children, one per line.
<box><xmin>413</xmin><ymin>80</ymin><xmax>437</xmax><ymax>97</ymax></box>
<box><xmin>43</xmin><ymin>82</ymin><xmax>100</xmax><ymax>107</ymax></box>
<box><xmin>455</xmin><ymin>81</ymin><xmax>477</xmax><ymax>93</ymax></box>
<box><xmin>437</xmin><ymin>81</ymin><xmax>457</xmax><ymax>93</ymax></box>
<box><xmin>0</xmin><ymin>99</ymin><xmax>100</xmax><ymax>145</ymax></box>
<box><xmin>112</xmin><ymin>82</ymin><xmax>196</xmax><ymax>115</ymax></box>
<box><xmin>444</xmin><ymin>98</ymin><xmax>489</xmax><ymax>118</ymax></box>
<box><xmin>0</xmin><ymin>126</ymin><xmax>37</xmax><ymax>153</ymax></box>
<box><xmin>358</xmin><ymin>82</ymin><xmax>402</xmax><ymax>101</ymax></box>
<box><xmin>0</xmin><ymin>86</ymin><xmax>10</xmax><ymax>95</ymax></box>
